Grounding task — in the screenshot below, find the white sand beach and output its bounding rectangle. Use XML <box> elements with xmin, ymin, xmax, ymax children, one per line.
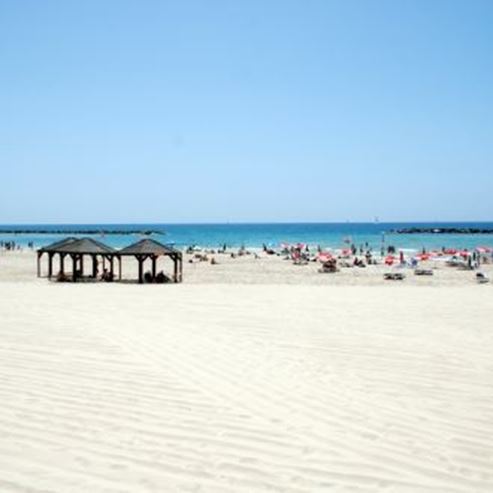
<box><xmin>3</xmin><ymin>0</ymin><xmax>493</xmax><ymax>490</ymax></box>
<box><xmin>1</xmin><ymin>251</ymin><xmax>493</xmax><ymax>492</ymax></box>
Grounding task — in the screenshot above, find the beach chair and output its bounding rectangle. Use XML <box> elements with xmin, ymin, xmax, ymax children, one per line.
<box><xmin>384</xmin><ymin>272</ymin><xmax>405</xmax><ymax>281</ymax></box>
<box><xmin>414</xmin><ymin>268</ymin><xmax>433</xmax><ymax>276</ymax></box>
<box><xmin>476</xmin><ymin>272</ymin><xmax>490</xmax><ymax>284</ymax></box>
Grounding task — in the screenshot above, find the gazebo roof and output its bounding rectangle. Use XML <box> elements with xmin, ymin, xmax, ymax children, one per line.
<box><xmin>38</xmin><ymin>237</ymin><xmax>78</xmax><ymax>252</ymax></box>
<box><xmin>118</xmin><ymin>238</ymin><xmax>180</xmax><ymax>256</ymax></box>
<box><xmin>40</xmin><ymin>237</ymin><xmax>115</xmax><ymax>254</ymax></box>
<box><xmin>63</xmin><ymin>238</ymin><xmax>115</xmax><ymax>254</ymax></box>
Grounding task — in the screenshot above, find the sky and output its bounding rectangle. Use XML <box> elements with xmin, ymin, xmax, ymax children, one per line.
<box><xmin>1</xmin><ymin>0</ymin><xmax>492</xmax><ymax>223</ymax></box>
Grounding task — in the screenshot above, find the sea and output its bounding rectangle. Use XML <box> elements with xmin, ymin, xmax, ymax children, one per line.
<box><xmin>1</xmin><ymin>222</ymin><xmax>493</xmax><ymax>252</ymax></box>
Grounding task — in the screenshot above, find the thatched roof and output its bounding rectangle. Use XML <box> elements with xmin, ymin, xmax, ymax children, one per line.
<box><xmin>38</xmin><ymin>237</ymin><xmax>77</xmax><ymax>252</ymax></box>
<box><xmin>118</xmin><ymin>238</ymin><xmax>180</xmax><ymax>256</ymax></box>
<box><xmin>39</xmin><ymin>237</ymin><xmax>115</xmax><ymax>254</ymax></box>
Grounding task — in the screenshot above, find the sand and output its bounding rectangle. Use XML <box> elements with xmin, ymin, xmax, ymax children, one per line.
<box><xmin>1</xmin><ymin>251</ymin><xmax>492</xmax><ymax>492</ymax></box>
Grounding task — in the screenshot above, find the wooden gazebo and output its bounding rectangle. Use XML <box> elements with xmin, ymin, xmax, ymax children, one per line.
<box><xmin>37</xmin><ymin>237</ymin><xmax>117</xmax><ymax>281</ymax></box>
<box><xmin>117</xmin><ymin>238</ymin><xmax>183</xmax><ymax>283</ymax></box>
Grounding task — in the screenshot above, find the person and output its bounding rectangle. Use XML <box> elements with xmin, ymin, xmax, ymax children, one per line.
<box><xmin>321</xmin><ymin>258</ymin><xmax>337</xmax><ymax>273</ymax></box>
<box><xmin>56</xmin><ymin>271</ymin><xmax>67</xmax><ymax>282</ymax></box>
<box><xmin>155</xmin><ymin>271</ymin><xmax>169</xmax><ymax>283</ymax></box>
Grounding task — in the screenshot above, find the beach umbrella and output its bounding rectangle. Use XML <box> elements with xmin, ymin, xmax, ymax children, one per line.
<box><xmin>476</xmin><ymin>246</ymin><xmax>492</xmax><ymax>253</ymax></box>
<box><xmin>385</xmin><ymin>255</ymin><xmax>395</xmax><ymax>265</ymax></box>
<box><xmin>415</xmin><ymin>253</ymin><xmax>430</xmax><ymax>261</ymax></box>
<box><xmin>444</xmin><ymin>248</ymin><xmax>457</xmax><ymax>255</ymax></box>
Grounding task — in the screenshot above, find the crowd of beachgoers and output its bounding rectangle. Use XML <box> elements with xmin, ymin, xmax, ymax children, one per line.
<box><xmin>183</xmin><ymin>241</ymin><xmax>493</xmax><ymax>284</ymax></box>
<box><xmin>0</xmin><ymin>240</ymin><xmax>34</xmax><ymax>250</ymax></box>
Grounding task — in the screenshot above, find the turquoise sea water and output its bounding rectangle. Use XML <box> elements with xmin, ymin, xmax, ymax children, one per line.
<box><xmin>1</xmin><ymin>223</ymin><xmax>493</xmax><ymax>252</ymax></box>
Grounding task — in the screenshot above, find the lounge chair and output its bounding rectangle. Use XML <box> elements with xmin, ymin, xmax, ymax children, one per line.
<box><xmin>414</xmin><ymin>268</ymin><xmax>433</xmax><ymax>276</ymax></box>
<box><xmin>476</xmin><ymin>272</ymin><xmax>490</xmax><ymax>284</ymax></box>
<box><xmin>384</xmin><ymin>272</ymin><xmax>405</xmax><ymax>281</ymax></box>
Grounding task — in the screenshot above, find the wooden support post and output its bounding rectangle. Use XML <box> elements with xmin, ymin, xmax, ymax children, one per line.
<box><xmin>48</xmin><ymin>253</ymin><xmax>53</xmax><ymax>279</ymax></box>
<box><xmin>72</xmin><ymin>255</ymin><xmax>77</xmax><ymax>282</ymax></box>
<box><xmin>118</xmin><ymin>256</ymin><xmax>122</xmax><ymax>281</ymax></box>
<box><xmin>60</xmin><ymin>253</ymin><xmax>65</xmax><ymax>274</ymax></box>
<box><xmin>137</xmin><ymin>256</ymin><xmax>144</xmax><ymax>284</ymax></box>
<box><xmin>80</xmin><ymin>255</ymin><xmax>84</xmax><ymax>277</ymax></box>
<box><xmin>92</xmin><ymin>255</ymin><xmax>98</xmax><ymax>278</ymax></box>
<box><xmin>152</xmin><ymin>256</ymin><xmax>157</xmax><ymax>280</ymax></box>
<box><xmin>173</xmin><ymin>256</ymin><xmax>178</xmax><ymax>282</ymax></box>
<box><xmin>37</xmin><ymin>252</ymin><xmax>41</xmax><ymax>277</ymax></box>
<box><xmin>110</xmin><ymin>256</ymin><xmax>114</xmax><ymax>277</ymax></box>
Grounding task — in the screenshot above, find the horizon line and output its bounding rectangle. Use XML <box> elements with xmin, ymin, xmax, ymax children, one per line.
<box><xmin>1</xmin><ymin>220</ymin><xmax>493</xmax><ymax>227</ymax></box>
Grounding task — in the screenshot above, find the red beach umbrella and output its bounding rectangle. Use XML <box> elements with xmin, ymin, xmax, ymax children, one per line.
<box><xmin>385</xmin><ymin>255</ymin><xmax>395</xmax><ymax>265</ymax></box>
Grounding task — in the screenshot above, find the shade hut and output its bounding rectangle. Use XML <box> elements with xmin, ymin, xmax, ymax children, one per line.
<box><xmin>37</xmin><ymin>237</ymin><xmax>116</xmax><ymax>281</ymax></box>
<box><xmin>37</xmin><ymin>237</ymin><xmax>77</xmax><ymax>278</ymax></box>
<box><xmin>117</xmin><ymin>238</ymin><xmax>183</xmax><ymax>283</ymax></box>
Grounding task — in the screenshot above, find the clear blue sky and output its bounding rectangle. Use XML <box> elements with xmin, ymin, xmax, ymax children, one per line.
<box><xmin>1</xmin><ymin>0</ymin><xmax>492</xmax><ymax>223</ymax></box>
